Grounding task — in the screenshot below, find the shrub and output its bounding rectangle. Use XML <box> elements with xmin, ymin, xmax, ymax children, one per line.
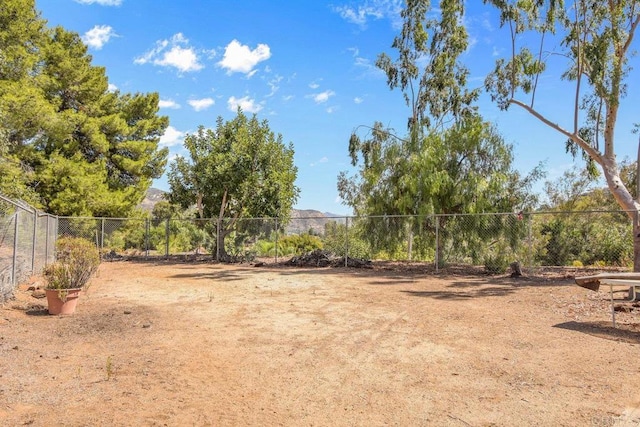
<box><xmin>44</xmin><ymin>237</ymin><xmax>100</xmax><ymax>290</ymax></box>
<box><xmin>483</xmin><ymin>253</ymin><xmax>509</xmax><ymax>274</ymax></box>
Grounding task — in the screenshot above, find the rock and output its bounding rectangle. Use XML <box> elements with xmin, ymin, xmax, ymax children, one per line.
<box><xmin>27</xmin><ymin>283</ymin><xmax>42</xmax><ymax>291</ymax></box>
<box><xmin>31</xmin><ymin>290</ymin><xmax>46</xmax><ymax>299</ymax></box>
<box><xmin>510</xmin><ymin>261</ymin><xmax>523</xmax><ymax>277</ymax></box>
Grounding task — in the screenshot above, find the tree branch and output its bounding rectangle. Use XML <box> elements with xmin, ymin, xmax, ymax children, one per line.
<box><xmin>509</xmin><ymin>98</ymin><xmax>603</xmax><ymax>163</ymax></box>
<box><xmin>531</xmin><ymin>31</ymin><xmax>545</xmax><ymax>109</ymax></box>
<box><xmin>573</xmin><ymin>0</ymin><xmax>583</xmax><ymax>134</ymax></box>
<box><xmin>622</xmin><ymin>11</ymin><xmax>640</xmax><ymax>56</ymax></box>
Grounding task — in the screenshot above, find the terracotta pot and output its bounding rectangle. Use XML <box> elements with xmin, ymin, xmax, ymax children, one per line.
<box><xmin>45</xmin><ymin>288</ymin><xmax>82</xmax><ymax>315</ymax></box>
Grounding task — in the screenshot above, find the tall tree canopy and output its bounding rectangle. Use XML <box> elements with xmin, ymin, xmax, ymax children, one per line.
<box><xmin>167</xmin><ymin>110</ymin><xmax>299</xmax><ymax>260</ymax></box>
<box><xmin>0</xmin><ymin>0</ymin><xmax>168</xmax><ymax>215</ymax></box>
<box><xmin>339</xmin><ymin>0</ymin><xmax>541</xmax><ymax>262</ymax></box>
<box><xmin>339</xmin><ymin>116</ymin><xmax>541</xmax><ymax>262</ymax></box>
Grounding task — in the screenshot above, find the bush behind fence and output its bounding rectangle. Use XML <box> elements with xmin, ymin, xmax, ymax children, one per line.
<box><xmin>58</xmin><ymin>210</ymin><xmax>634</xmax><ymax>271</ymax></box>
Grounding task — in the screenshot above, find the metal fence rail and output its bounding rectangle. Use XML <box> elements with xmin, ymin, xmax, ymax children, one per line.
<box><xmin>0</xmin><ymin>194</ymin><xmax>57</xmax><ymax>302</ymax></box>
<box><xmin>58</xmin><ymin>210</ymin><xmax>634</xmax><ymax>271</ymax></box>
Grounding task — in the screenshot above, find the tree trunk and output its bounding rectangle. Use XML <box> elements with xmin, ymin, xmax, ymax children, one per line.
<box><xmin>216</xmin><ymin>229</ymin><xmax>228</xmax><ymax>262</ymax></box>
<box><xmin>600</xmin><ymin>159</ymin><xmax>640</xmax><ymax>272</ymax></box>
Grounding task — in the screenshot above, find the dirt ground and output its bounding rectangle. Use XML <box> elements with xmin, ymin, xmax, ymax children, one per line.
<box><xmin>1</xmin><ymin>260</ymin><xmax>640</xmax><ymax>427</ymax></box>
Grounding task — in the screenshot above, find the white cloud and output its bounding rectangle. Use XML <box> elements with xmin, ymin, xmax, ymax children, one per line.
<box><xmin>157</xmin><ymin>46</ymin><xmax>202</xmax><ymax>72</ymax></box>
<box><xmin>310</xmin><ymin>156</ymin><xmax>329</xmax><ymax>167</ymax></box>
<box><xmin>107</xmin><ymin>83</ymin><xmax>118</xmax><ymax>92</ymax></box>
<box><xmin>159</xmin><ymin>99</ymin><xmax>180</xmax><ymax>109</ymax></box>
<box><xmin>309</xmin><ymin>90</ymin><xmax>335</xmax><ymax>104</ymax></box>
<box><xmin>266</xmin><ymin>74</ymin><xmax>283</xmax><ymax>97</ymax></box>
<box><xmin>354</xmin><ymin>97</ymin><xmax>363</xmax><ymax>104</ymax></box>
<box><xmin>309</xmin><ymin>82</ymin><xmax>320</xmax><ymax>89</ymax></box>
<box><xmin>82</xmin><ymin>25</ymin><xmax>116</xmax><ymax>50</ymax></box>
<box><xmin>74</xmin><ymin>0</ymin><xmax>122</xmax><ymax>5</ymax></box>
<box><xmin>160</xmin><ymin>126</ymin><xmax>185</xmax><ymax>148</ymax></box>
<box><xmin>333</xmin><ymin>0</ymin><xmax>403</xmax><ymax>29</ymax></box>
<box><xmin>135</xmin><ymin>33</ymin><xmax>203</xmax><ymax>73</ymax></box>
<box><xmin>188</xmin><ymin>98</ymin><xmax>214</xmax><ymax>111</ymax></box>
<box><xmin>227</xmin><ymin>96</ymin><xmax>263</xmax><ymax>113</ymax></box>
<box><xmin>217</xmin><ymin>40</ymin><xmax>271</xmax><ymax>75</ymax></box>
<box><xmin>349</xmin><ymin>47</ymin><xmax>383</xmax><ymax>78</ymax></box>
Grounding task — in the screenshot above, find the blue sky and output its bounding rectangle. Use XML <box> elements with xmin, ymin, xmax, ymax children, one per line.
<box><xmin>36</xmin><ymin>0</ymin><xmax>639</xmax><ymax>215</ymax></box>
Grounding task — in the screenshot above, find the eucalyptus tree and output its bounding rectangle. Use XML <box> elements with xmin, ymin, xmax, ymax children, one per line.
<box><xmin>475</xmin><ymin>0</ymin><xmax>640</xmax><ymax>268</ymax></box>
<box><xmin>167</xmin><ymin>110</ymin><xmax>299</xmax><ymax>261</ymax></box>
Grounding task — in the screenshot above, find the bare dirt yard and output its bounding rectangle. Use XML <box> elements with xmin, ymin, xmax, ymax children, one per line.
<box><xmin>1</xmin><ymin>260</ymin><xmax>640</xmax><ymax>426</ymax></box>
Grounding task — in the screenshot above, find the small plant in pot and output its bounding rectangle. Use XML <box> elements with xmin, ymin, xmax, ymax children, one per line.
<box><xmin>44</xmin><ymin>236</ymin><xmax>101</xmax><ymax>315</ymax></box>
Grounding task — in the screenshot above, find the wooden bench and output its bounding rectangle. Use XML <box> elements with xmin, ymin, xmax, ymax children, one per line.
<box><xmin>575</xmin><ymin>273</ymin><xmax>640</xmax><ymax>327</ymax></box>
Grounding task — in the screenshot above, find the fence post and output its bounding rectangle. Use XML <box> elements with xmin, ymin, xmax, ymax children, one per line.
<box><xmin>216</xmin><ymin>218</ymin><xmax>220</xmax><ymax>262</ymax></box>
<box><xmin>12</xmin><ymin>211</ymin><xmax>20</xmax><ymax>286</ymax></box>
<box><xmin>31</xmin><ymin>209</ymin><xmax>37</xmax><ymax>275</ymax></box>
<box><xmin>527</xmin><ymin>214</ymin><xmax>533</xmax><ymax>270</ymax></box>
<box><xmin>165</xmin><ymin>219</ymin><xmax>169</xmax><ymax>258</ymax></box>
<box><xmin>45</xmin><ymin>215</ymin><xmax>50</xmax><ymax>266</ymax></box>
<box><xmin>345</xmin><ymin>217</ymin><xmax>349</xmax><ymax>267</ymax></box>
<box><xmin>145</xmin><ymin>218</ymin><xmax>150</xmax><ymax>258</ymax></box>
<box><xmin>54</xmin><ymin>216</ymin><xmax>58</xmax><ymax>258</ymax></box>
<box><xmin>274</xmin><ymin>217</ymin><xmax>278</xmax><ymax>263</ymax></box>
<box><xmin>435</xmin><ymin>215</ymin><xmax>439</xmax><ymax>273</ymax></box>
<box><xmin>101</xmin><ymin>218</ymin><xmax>105</xmax><ymax>252</ymax></box>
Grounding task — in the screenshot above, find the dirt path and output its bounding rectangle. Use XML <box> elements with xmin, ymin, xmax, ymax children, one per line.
<box><xmin>1</xmin><ymin>261</ymin><xmax>639</xmax><ymax>426</ymax></box>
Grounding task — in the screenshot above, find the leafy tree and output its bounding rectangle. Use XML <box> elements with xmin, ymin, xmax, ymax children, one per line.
<box><xmin>0</xmin><ymin>0</ymin><xmax>168</xmax><ymax>216</ymax></box>
<box><xmin>459</xmin><ymin>0</ymin><xmax>640</xmax><ymax>268</ymax></box>
<box><xmin>0</xmin><ymin>120</ymin><xmax>38</xmax><ymax>203</ymax></box>
<box><xmin>375</xmin><ymin>0</ymin><xmax>478</xmax><ymax>132</ymax></box>
<box><xmin>167</xmin><ymin>110</ymin><xmax>299</xmax><ymax>261</ymax></box>
<box><xmin>152</xmin><ymin>200</ymin><xmax>181</xmax><ymax>221</ymax></box>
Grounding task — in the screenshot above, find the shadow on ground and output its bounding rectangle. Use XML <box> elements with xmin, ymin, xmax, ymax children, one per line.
<box><xmin>554</xmin><ymin>320</ymin><xmax>640</xmax><ymax>344</ymax></box>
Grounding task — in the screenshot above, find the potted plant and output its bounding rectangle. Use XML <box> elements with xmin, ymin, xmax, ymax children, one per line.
<box><xmin>43</xmin><ymin>236</ymin><xmax>101</xmax><ymax>315</ymax></box>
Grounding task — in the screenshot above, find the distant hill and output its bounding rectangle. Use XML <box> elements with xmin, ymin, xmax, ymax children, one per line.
<box><xmin>288</xmin><ymin>209</ymin><xmax>346</xmax><ymax>235</ymax></box>
<box><xmin>140</xmin><ymin>189</ymin><xmax>346</xmax><ymax>234</ymax></box>
<box><xmin>139</xmin><ymin>188</ymin><xmax>168</xmax><ymax>212</ymax></box>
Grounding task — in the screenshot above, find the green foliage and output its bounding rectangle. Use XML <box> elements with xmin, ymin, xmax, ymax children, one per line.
<box><xmin>483</xmin><ymin>251</ymin><xmax>510</xmax><ymax>275</ymax></box>
<box><xmin>375</xmin><ymin>0</ymin><xmax>477</xmax><ymax>130</ymax></box>
<box><xmin>533</xmin><ymin>168</ymin><xmax>633</xmax><ymax>267</ymax></box>
<box><xmin>44</xmin><ymin>236</ymin><xmax>100</xmax><ymax>290</ymax></box>
<box><xmin>168</xmin><ymin>109</ymin><xmax>299</xmax><ymax>260</ymax></box>
<box><xmin>0</xmin><ymin>1</ymin><xmax>168</xmax><ymax>216</ymax></box>
<box><xmin>340</xmin><ymin>115</ymin><xmax>542</xmax><ymax>264</ymax></box>
<box><xmin>152</xmin><ymin>200</ymin><xmax>180</xmax><ymax>221</ymax></box>
<box><xmin>276</xmin><ymin>234</ymin><xmax>323</xmax><ymax>256</ymax></box>
<box><xmin>534</xmin><ymin>213</ymin><xmax>632</xmax><ymax>267</ymax></box>
<box><xmin>323</xmin><ymin>221</ymin><xmax>371</xmax><ymax>259</ymax></box>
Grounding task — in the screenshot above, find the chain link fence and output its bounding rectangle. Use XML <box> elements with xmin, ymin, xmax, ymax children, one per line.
<box><xmin>2</xmin><ymin>188</ymin><xmax>631</xmax><ymax>302</ymax></box>
<box><xmin>0</xmin><ymin>194</ymin><xmax>57</xmax><ymax>302</ymax></box>
<box><xmin>58</xmin><ymin>210</ymin><xmax>634</xmax><ymax>272</ymax></box>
